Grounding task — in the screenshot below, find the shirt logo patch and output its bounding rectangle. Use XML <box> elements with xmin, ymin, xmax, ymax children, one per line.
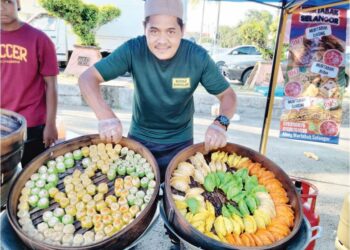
<box><xmin>172</xmin><ymin>78</ymin><xmax>191</xmax><ymax>89</ymax></box>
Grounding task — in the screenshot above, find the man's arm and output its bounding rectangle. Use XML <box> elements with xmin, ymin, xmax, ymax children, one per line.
<box><xmin>204</xmin><ymin>87</ymin><xmax>237</xmax><ymax>152</ymax></box>
<box><xmin>79</xmin><ymin>66</ymin><xmax>116</xmax><ymax>120</ymax></box>
<box><xmin>216</xmin><ymin>87</ymin><xmax>237</xmax><ymax>121</ymax></box>
<box><xmin>43</xmin><ymin>76</ymin><xmax>58</xmax><ymax>147</ymax></box>
<box><xmin>78</xmin><ymin>66</ymin><xmax>122</xmax><ymax>143</ymax></box>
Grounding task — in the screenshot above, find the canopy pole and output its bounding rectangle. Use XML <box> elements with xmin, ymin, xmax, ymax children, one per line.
<box><xmin>293</xmin><ymin>0</ymin><xmax>349</xmax><ymax>13</ymax></box>
<box><xmin>259</xmin><ymin>8</ymin><xmax>289</xmax><ymax>155</ymax></box>
<box><xmin>287</xmin><ymin>0</ymin><xmax>307</xmax><ymax>14</ymax></box>
<box><xmin>285</xmin><ymin>0</ymin><xmax>301</xmax><ymax>9</ymax></box>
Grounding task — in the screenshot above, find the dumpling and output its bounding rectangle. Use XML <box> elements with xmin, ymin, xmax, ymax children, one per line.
<box><xmin>170</xmin><ymin>176</ymin><xmax>190</xmax><ymax>192</ymax></box>
<box><xmin>177</xmin><ymin>162</ymin><xmax>195</xmax><ymax>176</ymax></box>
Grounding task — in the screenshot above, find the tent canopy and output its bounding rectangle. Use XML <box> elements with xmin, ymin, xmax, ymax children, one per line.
<box><xmin>209</xmin><ymin>0</ymin><xmax>349</xmax><ymax>9</ymax></box>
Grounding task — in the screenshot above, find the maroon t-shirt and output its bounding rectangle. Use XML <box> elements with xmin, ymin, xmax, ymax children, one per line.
<box><xmin>1</xmin><ymin>23</ymin><xmax>59</xmax><ymax>127</ymax></box>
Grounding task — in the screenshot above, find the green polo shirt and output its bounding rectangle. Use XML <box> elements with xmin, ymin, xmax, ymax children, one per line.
<box><xmin>95</xmin><ymin>36</ymin><xmax>229</xmax><ymax>144</ymax></box>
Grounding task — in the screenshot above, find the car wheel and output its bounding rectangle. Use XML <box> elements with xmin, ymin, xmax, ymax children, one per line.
<box><xmin>242</xmin><ymin>68</ymin><xmax>253</xmax><ymax>85</ymax></box>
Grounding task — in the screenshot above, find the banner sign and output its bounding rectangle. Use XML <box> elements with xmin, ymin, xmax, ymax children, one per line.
<box><xmin>280</xmin><ymin>8</ymin><xmax>348</xmax><ymax>144</ymax></box>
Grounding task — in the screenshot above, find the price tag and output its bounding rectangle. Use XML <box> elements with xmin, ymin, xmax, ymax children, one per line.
<box><xmin>311</xmin><ymin>62</ymin><xmax>338</xmax><ymax>77</ymax></box>
<box><xmin>290</xmin><ymin>36</ymin><xmax>304</xmax><ymax>49</ymax></box>
<box><xmin>306</xmin><ymin>25</ymin><xmax>332</xmax><ymax>39</ymax></box>
<box><xmin>284</xmin><ymin>97</ymin><xmax>310</xmax><ymax>110</ymax></box>
<box><xmin>324</xmin><ymin>98</ymin><xmax>339</xmax><ymax>109</ymax></box>
<box><xmin>287</xmin><ymin>68</ymin><xmax>300</xmax><ymax>79</ymax></box>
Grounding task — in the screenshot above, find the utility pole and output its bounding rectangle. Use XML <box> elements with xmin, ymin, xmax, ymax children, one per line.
<box><xmin>183</xmin><ymin>0</ymin><xmax>188</xmax><ymax>23</ymax></box>
<box><xmin>213</xmin><ymin>1</ymin><xmax>221</xmax><ymax>53</ymax></box>
<box><xmin>199</xmin><ymin>0</ymin><xmax>206</xmax><ymax>43</ymax></box>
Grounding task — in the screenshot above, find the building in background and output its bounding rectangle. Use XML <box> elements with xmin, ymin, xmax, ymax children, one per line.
<box><xmin>20</xmin><ymin>0</ymin><xmax>145</xmax><ymax>65</ymax></box>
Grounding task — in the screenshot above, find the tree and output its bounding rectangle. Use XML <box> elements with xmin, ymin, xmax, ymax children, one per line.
<box><xmin>200</xmin><ymin>36</ymin><xmax>214</xmax><ymax>44</ymax></box>
<box><xmin>218</xmin><ymin>25</ymin><xmax>242</xmax><ymax>48</ymax></box>
<box><xmin>239</xmin><ymin>21</ymin><xmax>266</xmax><ymax>48</ymax></box>
<box><xmin>39</xmin><ymin>0</ymin><xmax>120</xmax><ymax>46</ymax></box>
<box><xmin>218</xmin><ymin>9</ymin><xmax>277</xmax><ymax>60</ymax></box>
<box><xmin>246</xmin><ymin>10</ymin><xmax>273</xmax><ymax>30</ymax></box>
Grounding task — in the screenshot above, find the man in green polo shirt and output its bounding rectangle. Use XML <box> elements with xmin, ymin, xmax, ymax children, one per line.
<box><xmin>79</xmin><ymin>0</ymin><xmax>237</xmax><ymax>182</ymax></box>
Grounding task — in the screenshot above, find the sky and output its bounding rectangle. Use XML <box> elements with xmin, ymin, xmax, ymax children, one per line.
<box><xmin>185</xmin><ymin>1</ymin><xmax>279</xmax><ymax>33</ymax></box>
<box><xmin>21</xmin><ymin>0</ymin><xmax>348</xmax><ymax>48</ymax></box>
<box><xmin>22</xmin><ymin>0</ymin><xmax>279</xmax><ymax>32</ymax></box>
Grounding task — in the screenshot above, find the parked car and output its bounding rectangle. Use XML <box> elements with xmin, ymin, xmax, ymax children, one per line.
<box><xmin>211</xmin><ymin>45</ymin><xmax>263</xmax><ymax>84</ymax></box>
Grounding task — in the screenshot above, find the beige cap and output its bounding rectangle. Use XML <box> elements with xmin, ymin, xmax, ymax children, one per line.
<box><xmin>144</xmin><ymin>0</ymin><xmax>183</xmax><ymax>20</ymax></box>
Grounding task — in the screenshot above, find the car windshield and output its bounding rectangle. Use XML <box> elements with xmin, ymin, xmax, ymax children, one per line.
<box><xmin>230</xmin><ymin>46</ymin><xmax>260</xmax><ymax>55</ymax></box>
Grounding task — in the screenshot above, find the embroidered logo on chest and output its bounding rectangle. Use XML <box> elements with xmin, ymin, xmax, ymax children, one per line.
<box><xmin>172</xmin><ymin>78</ymin><xmax>191</xmax><ymax>89</ymax></box>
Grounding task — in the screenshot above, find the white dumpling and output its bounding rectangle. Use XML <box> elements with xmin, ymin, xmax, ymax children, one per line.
<box><xmin>51</xmin><ymin>241</ymin><xmax>60</xmax><ymax>246</ymax></box>
<box><xmin>72</xmin><ymin>234</ymin><xmax>84</xmax><ymax>246</ymax></box>
<box><xmin>42</xmin><ymin>211</ymin><xmax>54</xmax><ymax>223</ymax></box>
<box><xmin>94</xmin><ymin>231</ymin><xmax>105</xmax><ymax>242</ymax></box>
<box><xmin>120</xmin><ymin>147</ymin><xmax>128</xmax><ymax>156</ymax></box>
<box><xmin>63</xmin><ymin>224</ymin><xmax>75</xmax><ymax>234</ymax></box>
<box><xmin>170</xmin><ymin>176</ymin><xmax>190</xmax><ymax>192</ymax></box>
<box><xmin>48</xmin><ymin>217</ymin><xmax>59</xmax><ymax>228</ymax></box>
<box><xmin>43</xmin><ymin>228</ymin><xmax>55</xmax><ymax>239</ymax></box>
<box><xmin>37</xmin><ymin>222</ymin><xmax>49</xmax><ymax>233</ymax></box>
<box><xmin>22</xmin><ymin>224</ymin><xmax>35</xmax><ymax>233</ymax></box>
<box><xmin>54</xmin><ymin>223</ymin><xmax>64</xmax><ymax>232</ymax></box>
<box><xmin>17</xmin><ymin>210</ymin><xmax>30</xmax><ymax>218</ymax></box>
<box><xmin>34</xmin><ymin>233</ymin><xmax>44</xmax><ymax>241</ymax></box>
<box><xmin>19</xmin><ymin>217</ymin><xmax>32</xmax><ymax>226</ymax></box>
<box><xmin>177</xmin><ymin>162</ymin><xmax>195</xmax><ymax>176</ymax></box>
<box><xmin>134</xmin><ymin>154</ymin><xmax>142</xmax><ymax>160</ymax></box>
<box><xmin>27</xmin><ymin>229</ymin><xmax>38</xmax><ymax>237</ymax></box>
<box><xmin>139</xmin><ymin>158</ymin><xmax>146</xmax><ymax>164</ymax></box>
<box><xmin>53</xmin><ymin>231</ymin><xmax>64</xmax><ymax>242</ymax></box>
<box><xmin>83</xmin><ymin>231</ymin><xmax>95</xmax><ymax>244</ymax></box>
<box><xmin>61</xmin><ymin>234</ymin><xmax>73</xmax><ymax>245</ymax></box>
<box><xmin>44</xmin><ymin>238</ymin><xmax>53</xmax><ymax>244</ymax></box>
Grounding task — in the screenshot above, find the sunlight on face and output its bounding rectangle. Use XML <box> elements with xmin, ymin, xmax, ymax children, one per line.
<box><xmin>145</xmin><ymin>15</ymin><xmax>184</xmax><ymax>60</ymax></box>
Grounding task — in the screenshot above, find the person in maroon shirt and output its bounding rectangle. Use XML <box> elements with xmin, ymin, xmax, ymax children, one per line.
<box><xmin>1</xmin><ymin>0</ymin><xmax>59</xmax><ymax>167</ymax></box>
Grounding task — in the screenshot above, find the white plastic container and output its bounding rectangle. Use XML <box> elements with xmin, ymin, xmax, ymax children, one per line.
<box><xmin>335</xmin><ymin>193</ymin><xmax>350</xmax><ymax>250</ymax></box>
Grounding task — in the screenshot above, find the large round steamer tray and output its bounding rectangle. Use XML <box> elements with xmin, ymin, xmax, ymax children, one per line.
<box><xmin>1</xmin><ymin>109</ymin><xmax>27</xmax><ymax>209</ymax></box>
<box><xmin>0</xmin><ymin>108</ymin><xmax>27</xmax><ymax>157</ymax></box>
<box><xmin>164</xmin><ymin>142</ymin><xmax>303</xmax><ymax>250</ymax></box>
<box><xmin>0</xmin><ymin>201</ymin><xmax>161</xmax><ymax>250</ymax></box>
<box><xmin>7</xmin><ymin>135</ymin><xmax>161</xmax><ymax>250</ymax></box>
<box><xmin>1</xmin><ymin>109</ymin><xmax>27</xmax><ymax>184</ymax></box>
<box><xmin>159</xmin><ymin>203</ymin><xmax>321</xmax><ymax>250</ymax></box>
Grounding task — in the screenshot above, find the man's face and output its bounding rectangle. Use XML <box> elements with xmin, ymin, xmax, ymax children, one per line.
<box><xmin>144</xmin><ymin>15</ymin><xmax>184</xmax><ymax>60</ymax></box>
<box><xmin>1</xmin><ymin>0</ymin><xmax>19</xmax><ymax>25</ymax></box>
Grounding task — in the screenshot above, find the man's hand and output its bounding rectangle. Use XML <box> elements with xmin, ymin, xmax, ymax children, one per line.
<box><xmin>204</xmin><ymin>123</ymin><xmax>227</xmax><ymax>152</ymax></box>
<box><xmin>43</xmin><ymin>123</ymin><xmax>58</xmax><ymax>148</ymax></box>
<box><xmin>98</xmin><ymin>118</ymin><xmax>123</xmax><ymax>143</ymax></box>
